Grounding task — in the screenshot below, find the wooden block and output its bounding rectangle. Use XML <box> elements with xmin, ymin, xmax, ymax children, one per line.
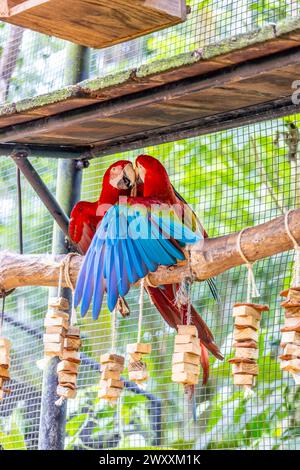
<box><xmin>281</xmin><ymin>317</ymin><xmax>300</xmax><ymax>332</ymax></box>
<box><xmin>44</xmin><ymin>316</ymin><xmax>68</xmax><ymax>330</ymax></box>
<box><xmin>45</xmin><ymin>326</ymin><xmax>67</xmax><ymax>336</ymax></box>
<box><xmin>43</xmin><ymin>333</ymin><xmax>63</xmax><ymax>344</ymax></box>
<box><xmin>234</xmin><ymin>315</ymin><xmax>260</xmax><ymax>330</ymax></box>
<box><xmin>128</xmin><ymin>370</ymin><xmax>148</xmax><ymax>382</ymax></box>
<box><xmin>0</xmin><ymin>350</ymin><xmax>10</xmax><ymax>366</ymax></box>
<box><xmin>279</xmin><ymin>343</ymin><xmax>300</xmax><ymax>360</ymax></box>
<box><xmin>128</xmin><ymin>352</ymin><xmax>143</xmax><ymax>362</ymax></box>
<box><xmin>57</xmin><ymin>360</ymin><xmax>79</xmax><ymax>374</ymax></box>
<box><xmin>67</xmin><ymin>326</ymin><xmax>81</xmax><ymax>338</ymax></box>
<box><xmin>0</xmin><ymin>366</ymin><xmax>10</xmax><ymax>379</ymax></box>
<box><xmin>233</xmin><ymin>327</ymin><xmax>258</xmax><ymax>343</ymax></box>
<box><xmin>232</xmin><ymin>362</ymin><xmax>258</xmax><ymax>375</ymax></box>
<box><xmin>60</xmin><ymin>382</ymin><xmax>76</xmax><ymax>390</ymax></box>
<box><xmin>57</xmin><ymin>385</ymin><xmax>76</xmax><ymax>399</ymax></box>
<box><xmin>233</xmin><ymin>302</ymin><xmax>269</xmax><ymax>312</ymax></box>
<box><xmin>174</xmin><ymin>341</ymin><xmax>201</xmax><ymax>356</ymax></box>
<box><xmin>49</xmin><ymin>296</ymin><xmax>69</xmax><ymax>310</ymax></box>
<box><xmin>284</xmin><ymin>307</ymin><xmax>300</xmax><ymax>317</ymax></box>
<box><xmin>234</xmin><ymin>347</ymin><xmax>259</xmax><ymax>361</ymax></box>
<box><xmin>233</xmin><ymin>340</ymin><xmax>258</xmax><ymax>349</ymax></box>
<box><xmin>175</xmin><ymin>334</ymin><xmax>196</xmax><ymax>345</ymax></box>
<box><xmin>234</xmin><ymin>374</ymin><xmax>255</xmax><ymax>386</ymax></box>
<box><xmin>100</xmin><ymin>353</ymin><xmax>124</xmax><ymax>365</ymax></box>
<box><xmin>102</xmin><ymin>362</ymin><xmax>124</xmax><ymax>373</ymax></box>
<box><xmin>44</xmin><ymin>342</ymin><xmax>63</xmax><ymax>356</ymax></box>
<box><xmin>0</xmin><ymin>338</ymin><xmax>11</xmax><ymax>350</ymax></box>
<box><xmin>126</xmin><ymin>343</ymin><xmax>152</xmax><ymax>355</ymax></box>
<box><xmin>64</xmin><ymin>337</ymin><xmax>81</xmax><ymax>350</ymax></box>
<box><xmin>172</xmin><ymin>362</ymin><xmax>200</xmax><ymax>375</ymax></box>
<box><xmin>177</xmin><ymin>325</ymin><xmax>198</xmax><ymax>337</ymax></box>
<box><xmin>171</xmin><ymin>371</ymin><xmax>198</xmax><ymax>385</ymax></box>
<box><xmin>98</xmin><ymin>387</ymin><xmax>122</xmax><ymax>400</ymax></box>
<box><xmin>58</xmin><ymin>372</ymin><xmax>77</xmax><ymax>385</ymax></box>
<box><xmin>61</xmin><ymin>349</ymin><xmax>81</xmax><ymax>363</ymax></box>
<box><xmin>280</xmin><ymin>358</ymin><xmax>300</xmax><ymax>372</ymax></box>
<box><xmin>128</xmin><ymin>361</ymin><xmax>146</xmax><ymax>372</ymax></box>
<box><xmin>280</xmin><ymin>331</ymin><xmax>300</xmax><ymax>347</ymax></box>
<box><xmin>232</xmin><ymin>305</ymin><xmax>262</xmax><ymax>320</ymax></box>
<box><xmin>47</xmin><ymin>309</ymin><xmax>69</xmax><ymax>320</ymax></box>
<box><xmin>101</xmin><ymin>369</ymin><xmax>121</xmax><ymax>381</ymax></box>
<box><xmin>281</xmin><ymin>287</ymin><xmax>300</xmax><ymax>302</ymax></box>
<box><xmin>172</xmin><ymin>352</ymin><xmax>200</xmax><ymax>366</ymax></box>
<box><xmin>100</xmin><ymin>378</ymin><xmax>124</xmax><ymax>389</ymax></box>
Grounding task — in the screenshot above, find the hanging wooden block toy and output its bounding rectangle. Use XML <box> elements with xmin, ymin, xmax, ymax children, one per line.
<box><xmin>56</xmin><ymin>325</ymin><xmax>81</xmax><ymax>405</ymax></box>
<box><xmin>43</xmin><ymin>296</ymin><xmax>69</xmax><ymax>358</ymax></box>
<box><xmin>99</xmin><ymin>308</ymin><xmax>124</xmax><ymax>403</ymax></box>
<box><xmin>0</xmin><ymin>336</ymin><xmax>11</xmax><ymax>400</ymax></box>
<box><xmin>229</xmin><ymin>228</ymin><xmax>269</xmax><ymax>395</ymax></box>
<box><xmin>126</xmin><ymin>279</ymin><xmax>151</xmax><ymax>388</ymax></box>
<box><xmin>0</xmin><ymin>293</ymin><xmax>11</xmax><ymax>400</ymax></box>
<box><xmin>171</xmin><ymin>324</ymin><xmax>201</xmax><ymax>386</ymax></box>
<box><xmin>278</xmin><ymin>210</ymin><xmax>300</xmax><ymax>384</ymax></box>
<box><xmin>54</xmin><ymin>254</ymin><xmax>82</xmax><ymax>405</ymax></box>
<box><xmin>0</xmin><ymin>1</ymin><xmax>187</xmax><ymax>49</ymax></box>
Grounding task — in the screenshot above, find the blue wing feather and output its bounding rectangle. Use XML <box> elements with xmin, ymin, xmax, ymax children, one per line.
<box><xmin>74</xmin><ymin>200</ymin><xmax>201</xmax><ymax>318</ymax></box>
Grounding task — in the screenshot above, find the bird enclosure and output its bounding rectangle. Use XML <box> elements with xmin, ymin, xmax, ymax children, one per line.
<box><xmin>0</xmin><ymin>0</ymin><xmax>300</xmax><ymax>452</ymax></box>
<box><xmin>1</xmin><ymin>117</ymin><xmax>300</xmax><ymax>450</ymax></box>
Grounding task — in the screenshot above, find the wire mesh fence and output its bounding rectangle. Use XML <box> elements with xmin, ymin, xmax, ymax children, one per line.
<box><xmin>1</xmin><ymin>115</ymin><xmax>300</xmax><ymax>449</ymax></box>
<box><xmin>0</xmin><ymin>0</ymin><xmax>299</xmax><ymax>104</ymax></box>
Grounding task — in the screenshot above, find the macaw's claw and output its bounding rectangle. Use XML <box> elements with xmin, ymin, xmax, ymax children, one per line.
<box><xmin>116</xmin><ymin>297</ymin><xmax>130</xmax><ymax>317</ymax></box>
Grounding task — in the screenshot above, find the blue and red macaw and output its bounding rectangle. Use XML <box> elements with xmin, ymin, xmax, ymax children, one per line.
<box><xmin>70</xmin><ymin>155</ymin><xmax>223</xmax><ymax>382</ymax></box>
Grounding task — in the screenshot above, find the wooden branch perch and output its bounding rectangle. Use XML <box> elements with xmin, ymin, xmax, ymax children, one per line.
<box><xmin>1</xmin><ymin>209</ymin><xmax>300</xmax><ymax>292</ymax></box>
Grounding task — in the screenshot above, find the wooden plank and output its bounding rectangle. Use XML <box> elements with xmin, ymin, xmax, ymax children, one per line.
<box><xmin>0</xmin><ymin>0</ymin><xmax>186</xmax><ymax>49</ymax></box>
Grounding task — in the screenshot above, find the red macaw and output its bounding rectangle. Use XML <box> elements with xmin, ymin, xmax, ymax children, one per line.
<box><xmin>69</xmin><ymin>160</ymin><xmax>135</xmax><ymax>254</ymax></box>
<box><xmin>74</xmin><ymin>155</ymin><xmax>222</xmax><ymax>382</ymax></box>
<box><xmin>134</xmin><ymin>155</ymin><xmax>223</xmax><ymax>382</ymax></box>
<box><xmin>69</xmin><ymin>160</ymin><xmax>135</xmax><ymax>315</ymax></box>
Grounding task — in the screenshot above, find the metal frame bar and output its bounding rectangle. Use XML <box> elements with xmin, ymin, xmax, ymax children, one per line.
<box><xmin>11</xmin><ymin>151</ymin><xmax>70</xmax><ymax>238</ymax></box>
<box><xmin>2</xmin><ymin>96</ymin><xmax>300</xmax><ymax>161</ymax></box>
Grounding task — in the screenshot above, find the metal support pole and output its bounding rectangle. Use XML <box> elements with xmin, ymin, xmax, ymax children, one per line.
<box><xmin>38</xmin><ymin>44</ymin><xmax>88</xmax><ymax>450</ymax></box>
<box><xmin>38</xmin><ymin>159</ymin><xmax>83</xmax><ymax>450</ymax></box>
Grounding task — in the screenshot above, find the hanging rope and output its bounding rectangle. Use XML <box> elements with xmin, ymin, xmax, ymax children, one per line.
<box><xmin>284</xmin><ymin>209</ymin><xmax>300</xmax><ymax>287</ymax></box>
<box><xmin>0</xmin><ymin>291</ymin><xmax>6</xmax><ymax>337</ymax></box>
<box><xmin>237</xmin><ymin>228</ymin><xmax>260</xmax><ymax>303</ymax></box>
<box><xmin>175</xmin><ymin>251</ymin><xmax>193</xmax><ymax>325</ymax></box>
<box><xmin>111</xmin><ymin>307</ymin><xmax>117</xmax><ymax>354</ymax></box>
<box><xmin>137</xmin><ymin>278</ymin><xmax>145</xmax><ymax>343</ymax></box>
<box><xmin>57</xmin><ymin>253</ymin><xmax>78</xmax><ymax>325</ymax></box>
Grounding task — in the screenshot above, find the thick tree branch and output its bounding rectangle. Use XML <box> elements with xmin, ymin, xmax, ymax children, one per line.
<box><xmin>0</xmin><ymin>209</ymin><xmax>300</xmax><ymax>291</ymax></box>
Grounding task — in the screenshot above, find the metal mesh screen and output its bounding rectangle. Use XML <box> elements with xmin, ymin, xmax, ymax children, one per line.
<box><xmin>1</xmin><ymin>117</ymin><xmax>300</xmax><ymax>450</ymax></box>
<box><xmin>65</xmin><ymin>116</ymin><xmax>300</xmax><ymax>450</ymax></box>
<box><xmin>0</xmin><ymin>0</ymin><xmax>299</xmax><ymax>104</ymax></box>
<box><xmin>0</xmin><ymin>157</ymin><xmax>57</xmax><ymax>450</ymax></box>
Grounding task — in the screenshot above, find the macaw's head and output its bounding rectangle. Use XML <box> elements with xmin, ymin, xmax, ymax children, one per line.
<box><xmin>135</xmin><ymin>154</ymin><xmax>174</xmax><ymax>199</ymax></box>
<box><xmin>100</xmin><ymin>160</ymin><xmax>135</xmax><ymax>203</ymax></box>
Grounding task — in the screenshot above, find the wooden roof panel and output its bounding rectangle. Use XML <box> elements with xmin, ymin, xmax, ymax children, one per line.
<box><xmin>0</xmin><ymin>18</ymin><xmax>300</xmax><ymax>152</ymax></box>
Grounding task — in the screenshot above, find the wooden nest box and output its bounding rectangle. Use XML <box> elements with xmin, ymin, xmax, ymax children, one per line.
<box><xmin>0</xmin><ymin>1</ymin><xmax>187</xmax><ymax>48</ymax></box>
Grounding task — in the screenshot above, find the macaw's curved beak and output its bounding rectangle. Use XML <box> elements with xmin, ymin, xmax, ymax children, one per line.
<box><xmin>117</xmin><ymin>163</ymin><xmax>136</xmax><ymax>190</ymax></box>
<box><xmin>134</xmin><ymin>163</ymin><xmax>145</xmax><ymax>185</ymax></box>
